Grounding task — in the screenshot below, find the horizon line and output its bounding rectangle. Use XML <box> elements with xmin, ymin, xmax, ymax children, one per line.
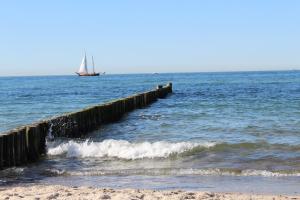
<box><xmin>0</xmin><ymin>69</ymin><xmax>299</xmax><ymax>78</ymax></box>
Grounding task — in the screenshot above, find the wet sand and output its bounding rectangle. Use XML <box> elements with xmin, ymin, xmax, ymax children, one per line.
<box><xmin>0</xmin><ymin>184</ymin><xmax>299</xmax><ymax>200</ymax></box>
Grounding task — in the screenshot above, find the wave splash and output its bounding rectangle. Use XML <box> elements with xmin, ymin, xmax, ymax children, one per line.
<box><xmin>47</xmin><ymin>139</ymin><xmax>216</xmax><ymax>159</ymax></box>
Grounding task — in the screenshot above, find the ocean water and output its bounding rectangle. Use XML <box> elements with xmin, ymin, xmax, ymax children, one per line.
<box><xmin>1</xmin><ymin>71</ymin><xmax>300</xmax><ymax>194</ymax></box>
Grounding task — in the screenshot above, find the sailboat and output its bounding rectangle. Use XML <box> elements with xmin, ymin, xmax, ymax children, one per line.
<box><xmin>76</xmin><ymin>53</ymin><xmax>100</xmax><ymax>76</ymax></box>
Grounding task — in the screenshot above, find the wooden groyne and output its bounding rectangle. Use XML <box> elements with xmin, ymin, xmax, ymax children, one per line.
<box><xmin>0</xmin><ymin>83</ymin><xmax>172</xmax><ymax>169</ymax></box>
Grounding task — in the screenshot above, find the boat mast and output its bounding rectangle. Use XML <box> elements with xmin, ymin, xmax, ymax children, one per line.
<box><xmin>92</xmin><ymin>56</ymin><xmax>95</xmax><ymax>74</ymax></box>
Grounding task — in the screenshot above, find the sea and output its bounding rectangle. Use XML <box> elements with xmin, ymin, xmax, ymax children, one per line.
<box><xmin>0</xmin><ymin>71</ymin><xmax>300</xmax><ymax>194</ymax></box>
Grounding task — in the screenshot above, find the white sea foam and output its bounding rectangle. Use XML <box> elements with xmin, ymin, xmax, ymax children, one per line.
<box><xmin>239</xmin><ymin>169</ymin><xmax>300</xmax><ymax>177</ymax></box>
<box><xmin>47</xmin><ymin>139</ymin><xmax>216</xmax><ymax>159</ymax></box>
<box><xmin>175</xmin><ymin>169</ymin><xmax>300</xmax><ymax>177</ymax></box>
<box><xmin>47</xmin><ymin>168</ymin><xmax>300</xmax><ymax>177</ymax></box>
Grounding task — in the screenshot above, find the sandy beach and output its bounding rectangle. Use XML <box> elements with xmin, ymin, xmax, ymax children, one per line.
<box><xmin>0</xmin><ymin>184</ymin><xmax>299</xmax><ymax>200</ymax></box>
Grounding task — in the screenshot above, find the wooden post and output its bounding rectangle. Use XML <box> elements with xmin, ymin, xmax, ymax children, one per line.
<box><xmin>0</xmin><ymin>135</ymin><xmax>3</xmax><ymax>169</ymax></box>
<box><xmin>20</xmin><ymin>128</ymin><xmax>27</xmax><ymax>164</ymax></box>
<box><xmin>14</xmin><ymin>130</ymin><xmax>21</xmax><ymax>166</ymax></box>
<box><xmin>2</xmin><ymin>134</ymin><xmax>10</xmax><ymax>167</ymax></box>
<box><xmin>26</xmin><ymin>126</ymin><xmax>39</xmax><ymax>162</ymax></box>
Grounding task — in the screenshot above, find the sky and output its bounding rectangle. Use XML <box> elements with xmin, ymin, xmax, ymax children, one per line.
<box><xmin>0</xmin><ymin>0</ymin><xmax>300</xmax><ymax>76</ymax></box>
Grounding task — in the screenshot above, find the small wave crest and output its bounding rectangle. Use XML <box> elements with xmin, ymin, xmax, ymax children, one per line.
<box><xmin>46</xmin><ymin>168</ymin><xmax>300</xmax><ymax>177</ymax></box>
<box><xmin>47</xmin><ymin>139</ymin><xmax>216</xmax><ymax>159</ymax></box>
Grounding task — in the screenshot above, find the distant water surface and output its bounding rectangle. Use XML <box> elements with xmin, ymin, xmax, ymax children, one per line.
<box><xmin>0</xmin><ymin>71</ymin><xmax>300</xmax><ymax>194</ymax></box>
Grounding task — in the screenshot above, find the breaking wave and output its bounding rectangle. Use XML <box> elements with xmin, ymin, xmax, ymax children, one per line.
<box><xmin>47</xmin><ymin>139</ymin><xmax>300</xmax><ymax>160</ymax></box>
<box><xmin>47</xmin><ymin>139</ymin><xmax>216</xmax><ymax>159</ymax></box>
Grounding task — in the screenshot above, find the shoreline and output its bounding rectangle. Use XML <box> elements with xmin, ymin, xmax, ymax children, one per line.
<box><xmin>0</xmin><ymin>184</ymin><xmax>300</xmax><ymax>200</ymax></box>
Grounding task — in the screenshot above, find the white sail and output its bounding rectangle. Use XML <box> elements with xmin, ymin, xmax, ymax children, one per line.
<box><xmin>92</xmin><ymin>56</ymin><xmax>95</xmax><ymax>74</ymax></box>
<box><xmin>77</xmin><ymin>54</ymin><xmax>88</xmax><ymax>74</ymax></box>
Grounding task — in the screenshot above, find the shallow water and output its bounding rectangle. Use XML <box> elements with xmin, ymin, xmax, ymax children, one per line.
<box><xmin>0</xmin><ymin>71</ymin><xmax>300</xmax><ymax>193</ymax></box>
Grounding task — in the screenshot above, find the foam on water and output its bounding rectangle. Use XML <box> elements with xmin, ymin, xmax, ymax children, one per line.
<box><xmin>47</xmin><ymin>139</ymin><xmax>216</xmax><ymax>159</ymax></box>
<box><xmin>46</xmin><ymin>168</ymin><xmax>300</xmax><ymax>177</ymax></box>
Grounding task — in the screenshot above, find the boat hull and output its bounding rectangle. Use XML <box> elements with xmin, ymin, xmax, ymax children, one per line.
<box><xmin>76</xmin><ymin>73</ymin><xmax>100</xmax><ymax>76</ymax></box>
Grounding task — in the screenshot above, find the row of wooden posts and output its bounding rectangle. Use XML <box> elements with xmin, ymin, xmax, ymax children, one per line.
<box><xmin>0</xmin><ymin>83</ymin><xmax>172</xmax><ymax>170</ymax></box>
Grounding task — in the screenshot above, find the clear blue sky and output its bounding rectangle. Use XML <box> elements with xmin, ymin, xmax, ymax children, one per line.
<box><xmin>1</xmin><ymin>0</ymin><xmax>300</xmax><ymax>76</ymax></box>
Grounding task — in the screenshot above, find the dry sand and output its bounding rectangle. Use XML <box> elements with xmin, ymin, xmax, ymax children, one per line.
<box><xmin>0</xmin><ymin>184</ymin><xmax>299</xmax><ymax>200</ymax></box>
